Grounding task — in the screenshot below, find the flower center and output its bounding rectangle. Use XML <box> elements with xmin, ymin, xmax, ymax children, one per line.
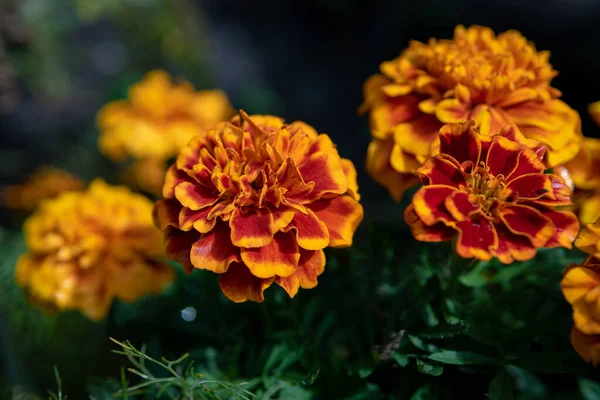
<box><xmin>465</xmin><ymin>163</ymin><xmax>509</xmax><ymax>213</ymax></box>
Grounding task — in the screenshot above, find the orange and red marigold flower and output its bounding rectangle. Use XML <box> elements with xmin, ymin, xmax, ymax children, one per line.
<box><xmin>153</xmin><ymin>111</ymin><xmax>363</xmax><ymax>302</ymax></box>
<box><xmin>361</xmin><ymin>25</ymin><xmax>581</xmax><ymax>201</ymax></box>
<box><xmin>15</xmin><ymin>180</ymin><xmax>174</xmax><ymax>321</ymax></box>
<box><xmin>404</xmin><ymin>120</ymin><xmax>579</xmax><ymax>263</ymax></box>
<box><xmin>562</xmin><ymin>218</ymin><xmax>600</xmax><ymax>366</ymax></box>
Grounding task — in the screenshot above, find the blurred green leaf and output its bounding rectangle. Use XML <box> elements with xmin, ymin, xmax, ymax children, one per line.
<box><xmin>489</xmin><ymin>367</ymin><xmax>513</xmax><ymax>400</ymax></box>
<box><xmin>416</xmin><ymin>359</ymin><xmax>444</xmax><ymax>376</ymax></box>
<box><xmin>428</xmin><ymin>351</ymin><xmax>497</xmax><ymax>365</ymax></box>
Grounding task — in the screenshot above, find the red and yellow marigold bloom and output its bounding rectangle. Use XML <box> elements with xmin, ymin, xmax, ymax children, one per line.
<box><xmin>3</xmin><ymin>166</ymin><xmax>85</xmax><ymax>211</ymax></box>
<box><xmin>404</xmin><ymin>120</ymin><xmax>579</xmax><ymax>263</ymax></box>
<box><xmin>15</xmin><ymin>180</ymin><xmax>173</xmax><ymax>321</ymax></box>
<box><xmin>361</xmin><ymin>25</ymin><xmax>582</xmax><ymax>201</ymax></box>
<box><xmin>153</xmin><ymin>111</ymin><xmax>363</xmax><ymax>302</ymax></box>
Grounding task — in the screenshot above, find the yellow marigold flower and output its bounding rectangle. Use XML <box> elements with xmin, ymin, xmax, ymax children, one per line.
<box><xmin>556</xmin><ymin>104</ymin><xmax>600</xmax><ymax>225</ymax></box>
<box><xmin>153</xmin><ymin>111</ymin><xmax>363</xmax><ymax>303</ymax></box>
<box><xmin>97</xmin><ymin>70</ymin><xmax>234</xmax><ymax>162</ymax></box>
<box><xmin>562</xmin><ymin>258</ymin><xmax>600</xmax><ymax>336</ymax></box>
<box><xmin>3</xmin><ymin>166</ymin><xmax>85</xmax><ymax>211</ymax></box>
<box><xmin>361</xmin><ymin>25</ymin><xmax>582</xmax><ymax>201</ymax></box>
<box><xmin>15</xmin><ymin>180</ymin><xmax>173</xmax><ymax>321</ymax></box>
<box><xmin>405</xmin><ymin>121</ymin><xmax>578</xmax><ymax>263</ymax></box>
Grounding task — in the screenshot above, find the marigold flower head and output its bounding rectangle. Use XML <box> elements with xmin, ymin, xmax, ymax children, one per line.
<box><xmin>3</xmin><ymin>166</ymin><xmax>85</xmax><ymax>211</ymax></box>
<box><xmin>556</xmin><ymin>104</ymin><xmax>600</xmax><ymax>225</ymax></box>
<box><xmin>98</xmin><ymin>70</ymin><xmax>234</xmax><ymax>162</ymax></box>
<box><xmin>404</xmin><ymin>120</ymin><xmax>579</xmax><ymax>263</ymax></box>
<box><xmin>153</xmin><ymin>111</ymin><xmax>363</xmax><ymax>302</ymax></box>
<box><xmin>361</xmin><ymin>25</ymin><xmax>582</xmax><ymax>201</ymax></box>
<box><xmin>16</xmin><ymin>180</ymin><xmax>173</xmax><ymax>321</ymax></box>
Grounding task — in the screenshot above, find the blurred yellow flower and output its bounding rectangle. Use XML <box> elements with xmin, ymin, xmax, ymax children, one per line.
<box><xmin>97</xmin><ymin>70</ymin><xmax>235</xmax><ymax>195</ymax></box>
<box><xmin>3</xmin><ymin>166</ymin><xmax>86</xmax><ymax>211</ymax></box>
<box><xmin>557</xmin><ymin>104</ymin><xmax>600</xmax><ymax>225</ymax></box>
<box><xmin>361</xmin><ymin>25</ymin><xmax>581</xmax><ymax>201</ymax></box>
<box><xmin>15</xmin><ymin>179</ymin><xmax>173</xmax><ymax>321</ymax></box>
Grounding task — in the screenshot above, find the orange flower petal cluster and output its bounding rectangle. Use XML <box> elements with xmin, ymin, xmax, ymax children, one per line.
<box><xmin>556</xmin><ymin>103</ymin><xmax>600</xmax><ymax>225</ymax></box>
<box><xmin>361</xmin><ymin>25</ymin><xmax>582</xmax><ymax>201</ymax></box>
<box><xmin>3</xmin><ymin>166</ymin><xmax>85</xmax><ymax>211</ymax></box>
<box><xmin>97</xmin><ymin>70</ymin><xmax>234</xmax><ymax>194</ymax></box>
<box><xmin>405</xmin><ymin>121</ymin><xmax>579</xmax><ymax>263</ymax></box>
<box><xmin>15</xmin><ymin>180</ymin><xmax>173</xmax><ymax>321</ymax></box>
<box><xmin>562</xmin><ymin>218</ymin><xmax>600</xmax><ymax>365</ymax></box>
<box><xmin>153</xmin><ymin>111</ymin><xmax>363</xmax><ymax>302</ymax></box>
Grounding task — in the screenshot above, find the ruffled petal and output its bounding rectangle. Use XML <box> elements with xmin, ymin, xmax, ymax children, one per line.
<box><xmin>498</xmin><ymin>205</ymin><xmax>555</xmax><ymax>247</ymax></box>
<box><xmin>454</xmin><ymin>218</ymin><xmax>498</xmax><ymax>261</ymax></box>
<box><xmin>229</xmin><ymin>207</ymin><xmax>276</xmax><ymax>248</ymax></box>
<box><xmin>190</xmin><ymin>223</ymin><xmax>240</xmax><ymax>274</ymax></box>
<box><xmin>276</xmin><ymin>249</ymin><xmax>326</xmax><ymax>298</ymax></box>
<box><xmin>298</xmin><ymin>151</ymin><xmax>347</xmax><ymax>200</ymax></box>
<box><xmin>308</xmin><ymin>195</ymin><xmax>363</xmax><ymax>247</ymax></box>
<box><xmin>493</xmin><ymin>225</ymin><xmax>537</xmax><ymax>264</ymax></box>
<box><xmin>174</xmin><ymin>181</ymin><xmax>218</xmax><ymax>211</ymax></box>
<box><xmin>540</xmin><ymin>209</ymin><xmax>579</xmax><ymax>249</ymax></box>
<box><xmin>164</xmin><ymin>227</ymin><xmax>200</xmax><ymax>274</ymax></box>
<box><xmin>435</xmin><ymin>98</ymin><xmax>471</xmax><ymax>123</ymax></box>
<box><xmin>284</xmin><ymin>208</ymin><xmax>330</xmax><ymax>250</ymax></box>
<box><xmin>153</xmin><ymin>198</ymin><xmax>182</xmax><ymax>230</ymax></box>
<box><xmin>219</xmin><ymin>262</ymin><xmax>274</xmax><ymax>303</ymax></box>
<box><xmin>412</xmin><ymin>185</ymin><xmax>458</xmax><ymax>225</ymax></box>
<box><xmin>404</xmin><ymin>204</ymin><xmax>456</xmax><ymax>242</ymax></box>
<box><xmin>438</xmin><ymin>120</ymin><xmax>481</xmax><ymax>165</ymax></box>
<box><xmin>240</xmin><ymin>231</ymin><xmax>300</xmax><ymax>278</ymax></box>
<box><xmin>506</xmin><ymin>173</ymin><xmax>552</xmax><ymax>200</ymax></box>
<box><xmin>418</xmin><ymin>154</ymin><xmax>465</xmax><ymax>187</ymax></box>
<box><xmin>444</xmin><ymin>191</ymin><xmax>480</xmax><ymax>221</ymax></box>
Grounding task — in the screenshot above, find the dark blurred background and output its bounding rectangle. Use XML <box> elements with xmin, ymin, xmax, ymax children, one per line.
<box><xmin>1</xmin><ymin>0</ymin><xmax>600</xmax><ymax>224</ymax></box>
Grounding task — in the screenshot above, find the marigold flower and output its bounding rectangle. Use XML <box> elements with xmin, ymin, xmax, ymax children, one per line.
<box><xmin>15</xmin><ymin>180</ymin><xmax>173</xmax><ymax>321</ymax></box>
<box><xmin>361</xmin><ymin>25</ymin><xmax>581</xmax><ymax>201</ymax></box>
<box><xmin>98</xmin><ymin>70</ymin><xmax>234</xmax><ymax>162</ymax></box>
<box><xmin>562</xmin><ymin>258</ymin><xmax>600</xmax><ymax>335</ymax></box>
<box><xmin>153</xmin><ymin>111</ymin><xmax>363</xmax><ymax>302</ymax></box>
<box><xmin>3</xmin><ymin>166</ymin><xmax>85</xmax><ymax>211</ymax></box>
<box><xmin>556</xmin><ymin>104</ymin><xmax>600</xmax><ymax>225</ymax></box>
<box><xmin>404</xmin><ymin>120</ymin><xmax>579</xmax><ymax>263</ymax></box>
<box><xmin>575</xmin><ymin>218</ymin><xmax>600</xmax><ymax>260</ymax></box>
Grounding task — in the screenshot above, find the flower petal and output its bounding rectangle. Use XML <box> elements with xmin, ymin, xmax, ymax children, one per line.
<box><xmin>444</xmin><ymin>191</ymin><xmax>480</xmax><ymax>221</ymax></box>
<box><xmin>153</xmin><ymin>198</ymin><xmax>182</xmax><ymax>230</ymax></box>
<box><xmin>540</xmin><ymin>209</ymin><xmax>579</xmax><ymax>249</ymax></box>
<box><xmin>308</xmin><ymin>195</ymin><xmax>363</xmax><ymax>247</ymax></box>
<box><xmin>438</xmin><ymin>120</ymin><xmax>481</xmax><ymax>164</ymax></box>
<box><xmin>229</xmin><ymin>207</ymin><xmax>276</xmax><ymax>248</ymax></box>
<box><xmin>393</xmin><ymin>115</ymin><xmax>442</xmax><ymax>157</ymax></box>
<box><xmin>174</xmin><ymin>181</ymin><xmax>217</xmax><ymax>211</ymax></box>
<box><xmin>570</xmin><ymin>326</ymin><xmax>600</xmax><ymax>366</ymax></box>
<box><xmin>576</xmin><ymin>223</ymin><xmax>600</xmax><ymax>258</ymax></box>
<box><xmin>219</xmin><ymin>262</ymin><xmax>274</xmax><ymax>303</ymax></box>
<box><xmin>454</xmin><ymin>218</ymin><xmax>498</xmax><ymax>261</ymax></box>
<box><xmin>240</xmin><ymin>231</ymin><xmax>300</xmax><ymax>278</ymax></box>
<box><xmin>284</xmin><ymin>208</ymin><xmax>330</xmax><ymax>250</ymax></box>
<box><xmin>435</xmin><ymin>98</ymin><xmax>470</xmax><ymax>123</ymax></box>
<box><xmin>164</xmin><ymin>227</ymin><xmax>200</xmax><ymax>274</ymax></box>
<box><xmin>190</xmin><ymin>223</ymin><xmax>240</xmax><ymax>274</ymax></box>
<box><xmin>412</xmin><ymin>185</ymin><xmax>457</xmax><ymax>226</ymax></box>
<box><xmin>297</xmin><ymin>151</ymin><xmax>347</xmax><ymax>201</ymax></box>
<box><xmin>493</xmin><ymin>225</ymin><xmax>537</xmax><ymax>264</ymax></box>
<box><xmin>506</xmin><ymin>173</ymin><xmax>552</xmax><ymax>200</ymax></box>
<box><xmin>498</xmin><ymin>205</ymin><xmax>555</xmax><ymax>247</ymax></box>
<box><xmin>162</xmin><ymin>164</ymin><xmax>189</xmax><ymax>198</ymax></box>
<box><xmin>404</xmin><ymin>204</ymin><xmax>456</xmax><ymax>242</ymax></box>
<box><xmin>485</xmin><ymin>136</ymin><xmax>525</xmax><ymax>178</ymax></box>
<box><xmin>418</xmin><ymin>154</ymin><xmax>465</xmax><ymax>187</ymax></box>
<box><xmin>276</xmin><ymin>249</ymin><xmax>326</xmax><ymax>298</ymax></box>
<box><xmin>179</xmin><ymin>207</ymin><xmax>216</xmax><ymax>233</ymax></box>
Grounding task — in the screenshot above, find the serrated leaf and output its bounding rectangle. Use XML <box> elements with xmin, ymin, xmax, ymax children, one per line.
<box><xmin>428</xmin><ymin>350</ymin><xmax>497</xmax><ymax>365</ymax></box>
<box><xmin>488</xmin><ymin>367</ymin><xmax>513</xmax><ymax>400</ymax></box>
<box><xmin>416</xmin><ymin>359</ymin><xmax>443</xmax><ymax>376</ymax></box>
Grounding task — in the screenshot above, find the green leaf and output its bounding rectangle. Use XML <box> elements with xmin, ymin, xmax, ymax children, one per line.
<box><xmin>416</xmin><ymin>359</ymin><xmax>444</xmax><ymax>376</ymax></box>
<box><xmin>488</xmin><ymin>367</ymin><xmax>513</xmax><ymax>400</ymax></box>
<box><xmin>428</xmin><ymin>351</ymin><xmax>497</xmax><ymax>365</ymax></box>
<box><xmin>409</xmin><ymin>385</ymin><xmax>438</xmax><ymax>400</ymax></box>
<box><xmin>391</xmin><ymin>353</ymin><xmax>409</xmax><ymax>367</ymax></box>
<box><xmin>408</xmin><ymin>335</ymin><xmax>439</xmax><ymax>353</ymax></box>
<box><xmin>580</xmin><ymin>378</ymin><xmax>600</xmax><ymax>400</ymax></box>
<box><xmin>458</xmin><ymin>262</ymin><xmax>490</xmax><ymax>287</ymax></box>
<box><xmin>415</xmin><ymin>320</ymin><xmax>469</xmax><ymax>339</ymax></box>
